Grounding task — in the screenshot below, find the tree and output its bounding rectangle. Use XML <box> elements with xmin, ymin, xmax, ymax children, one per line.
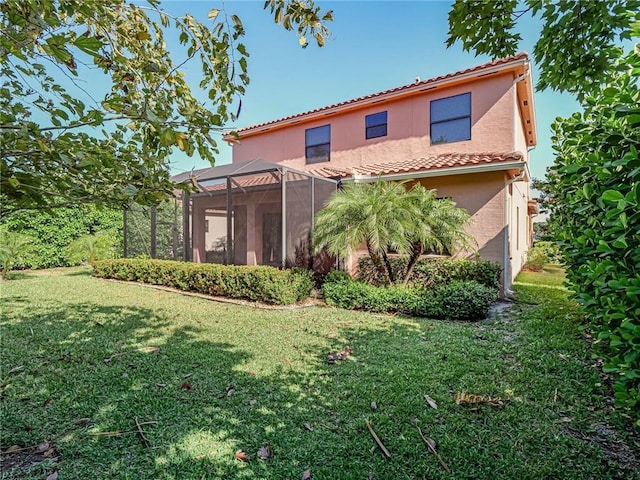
<box><xmin>402</xmin><ymin>185</ymin><xmax>474</xmax><ymax>285</ymax></box>
<box><xmin>312</xmin><ymin>180</ymin><xmax>474</xmax><ymax>286</ymax></box>
<box><xmin>1</xmin><ymin>0</ymin><xmax>332</xmax><ymax>211</ymax></box>
<box><xmin>65</xmin><ymin>232</ymin><xmax>116</xmax><ymax>264</ymax></box>
<box><xmin>313</xmin><ymin>180</ymin><xmax>413</xmax><ymax>285</ymax></box>
<box><xmin>446</xmin><ymin>1</ymin><xmax>640</xmax><ymax>422</ymax></box>
<box><xmin>0</xmin><ymin>228</ymin><xmax>34</xmax><ymax>280</ymax></box>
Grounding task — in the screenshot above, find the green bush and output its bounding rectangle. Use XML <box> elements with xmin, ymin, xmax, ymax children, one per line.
<box><xmin>323</xmin><ymin>275</ymin><xmax>497</xmax><ymax>320</ymax></box>
<box><xmin>1</xmin><ymin>206</ymin><xmax>122</xmax><ymax>269</ymax></box>
<box><xmin>92</xmin><ymin>259</ymin><xmax>314</xmax><ymax>305</ymax></box>
<box><xmin>544</xmin><ymin>49</ymin><xmax>640</xmax><ymax>422</ymax></box>
<box><xmin>523</xmin><ymin>247</ymin><xmax>547</xmax><ymax>272</ymax></box>
<box><xmin>357</xmin><ymin>256</ymin><xmax>501</xmax><ymax>289</ymax></box>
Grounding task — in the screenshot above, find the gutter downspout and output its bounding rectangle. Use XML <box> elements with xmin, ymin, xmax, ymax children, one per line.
<box><xmin>503</xmin><ymin>65</ymin><xmax>532</xmax><ymax>296</ymax></box>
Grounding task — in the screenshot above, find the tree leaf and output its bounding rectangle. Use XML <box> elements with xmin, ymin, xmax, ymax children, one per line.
<box><xmin>208</xmin><ymin>9</ymin><xmax>220</xmax><ymax>20</ymax></box>
<box><xmin>234</xmin><ymin>449</ymin><xmax>249</xmax><ymax>462</ymax></box>
<box><xmin>257</xmin><ymin>445</ymin><xmax>272</xmax><ymax>459</ymax></box>
<box><xmin>301</xmin><ymin>470</ymin><xmax>312</xmax><ymax>480</ymax></box>
<box><xmin>424</xmin><ymin>395</ymin><xmax>438</xmax><ymax>410</ymax></box>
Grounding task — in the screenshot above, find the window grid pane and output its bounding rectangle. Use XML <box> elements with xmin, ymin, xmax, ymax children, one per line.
<box><xmin>366</xmin><ymin>111</ymin><xmax>387</xmax><ymax>127</ymax></box>
<box><xmin>431</xmin><ymin>117</ymin><xmax>471</xmax><ymax>144</ymax></box>
<box><xmin>366</xmin><ymin>124</ymin><xmax>387</xmax><ymax>139</ymax></box>
<box><xmin>430</xmin><ymin>93</ymin><xmax>471</xmax><ymax>123</ymax></box>
<box><xmin>305</xmin><ymin>125</ymin><xmax>330</xmax><ymax>147</ymax></box>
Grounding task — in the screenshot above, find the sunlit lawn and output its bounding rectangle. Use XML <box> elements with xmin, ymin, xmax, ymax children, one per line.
<box><xmin>1</xmin><ymin>267</ymin><xmax>637</xmax><ymax>479</ymax></box>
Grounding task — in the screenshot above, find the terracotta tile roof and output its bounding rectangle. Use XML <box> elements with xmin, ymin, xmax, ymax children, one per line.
<box><xmin>307</xmin><ymin>166</ymin><xmax>351</xmax><ymax>178</ymax></box>
<box><xmin>350</xmin><ymin>152</ymin><xmax>524</xmax><ymax>177</ymax></box>
<box><xmin>231</xmin><ymin>53</ymin><xmax>529</xmax><ymax>135</ymax></box>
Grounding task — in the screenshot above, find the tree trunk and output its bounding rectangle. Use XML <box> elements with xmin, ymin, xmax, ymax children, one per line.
<box><xmin>366</xmin><ymin>241</ymin><xmax>391</xmax><ymax>285</ymax></box>
<box><xmin>381</xmin><ymin>250</ymin><xmax>396</xmax><ymax>284</ymax></box>
<box><xmin>403</xmin><ymin>242</ymin><xmax>423</xmax><ymax>286</ymax></box>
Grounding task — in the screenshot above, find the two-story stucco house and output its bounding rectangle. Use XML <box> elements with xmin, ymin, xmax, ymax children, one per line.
<box><xmin>179</xmin><ymin>53</ymin><xmax>537</xmax><ymax>291</ymax></box>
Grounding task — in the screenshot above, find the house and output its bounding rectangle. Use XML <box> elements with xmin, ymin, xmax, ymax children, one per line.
<box><xmin>180</xmin><ymin>53</ymin><xmax>537</xmax><ymax>291</ymax></box>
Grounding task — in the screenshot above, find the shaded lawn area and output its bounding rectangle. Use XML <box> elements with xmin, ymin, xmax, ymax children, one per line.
<box><xmin>1</xmin><ymin>267</ymin><xmax>638</xmax><ymax>479</ymax></box>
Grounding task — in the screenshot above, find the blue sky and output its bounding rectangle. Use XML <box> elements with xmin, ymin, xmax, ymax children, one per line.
<box><xmin>160</xmin><ymin>0</ymin><xmax>581</xmax><ymax>181</ymax></box>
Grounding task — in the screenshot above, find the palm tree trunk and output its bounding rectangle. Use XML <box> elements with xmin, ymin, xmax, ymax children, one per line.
<box><xmin>366</xmin><ymin>241</ymin><xmax>391</xmax><ymax>285</ymax></box>
<box><xmin>381</xmin><ymin>250</ymin><xmax>396</xmax><ymax>283</ymax></box>
<box><xmin>403</xmin><ymin>242</ymin><xmax>423</xmax><ymax>286</ymax></box>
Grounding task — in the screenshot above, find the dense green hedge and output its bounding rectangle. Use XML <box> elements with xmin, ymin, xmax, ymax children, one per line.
<box><xmin>544</xmin><ymin>49</ymin><xmax>640</xmax><ymax>422</ymax></box>
<box><xmin>93</xmin><ymin>259</ymin><xmax>314</xmax><ymax>305</ymax></box>
<box><xmin>323</xmin><ymin>272</ymin><xmax>497</xmax><ymax>320</ymax></box>
<box><xmin>357</xmin><ymin>256</ymin><xmax>502</xmax><ymax>289</ymax></box>
<box><xmin>1</xmin><ymin>206</ymin><xmax>122</xmax><ymax>268</ymax></box>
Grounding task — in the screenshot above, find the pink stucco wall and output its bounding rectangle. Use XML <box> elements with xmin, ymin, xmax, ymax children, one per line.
<box><xmin>231</xmin><ymin>73</ymin><xmax>517</xmax><ymax>170</ymax></box>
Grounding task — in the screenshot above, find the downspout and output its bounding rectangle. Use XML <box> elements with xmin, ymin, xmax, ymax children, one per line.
<box><xmin>503</xmin><ymin>65</ymin><xmax>531</xmax><ymax>296</ymax></box>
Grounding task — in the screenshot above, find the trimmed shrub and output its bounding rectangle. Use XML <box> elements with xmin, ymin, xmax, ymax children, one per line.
<box><xmin>357</xmin><ymin>256</ymin><xmax>502</xmax><ymax>289</ymax></box>
<box><xmin>323</xmin><ymin>276</ymin><xmax>497</xmax><ymax>320</ymax></box>
<box><xmin>93</xmin><ymin>259</ymin><xmax>313</xmax><ymax>305</ymax></box>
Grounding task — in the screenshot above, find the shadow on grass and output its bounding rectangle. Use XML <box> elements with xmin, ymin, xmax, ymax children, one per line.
<box><xmin>1</xmin><ymin>281</ymin><xmax>637</xmax><ymax>480</ymax></box>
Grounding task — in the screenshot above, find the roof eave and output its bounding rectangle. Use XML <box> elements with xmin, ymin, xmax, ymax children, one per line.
<box><xmin>347</xmin><ymin>161</ymin><xmax>528</xmax><ymax>183</ymax></box>
<box><xmin>224</xmin><ymin>55</ymin><xmax>530</xmax><ymax>141</ymax></box>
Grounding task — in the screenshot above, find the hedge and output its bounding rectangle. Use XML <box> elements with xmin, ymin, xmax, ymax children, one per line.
<box><xmin>92</xmin><ymin>259</ymin><xmax>314</xmax><ymax>306</ymax></box>
<box><xmin>323</xmin><ymin>273</ymin><xmax>497</xmax><ymax>320</ymax></box>
<box><xmin>357</xmin><ymin>256</ymin><xmax>502</xmax><ymax>289</ymax></box>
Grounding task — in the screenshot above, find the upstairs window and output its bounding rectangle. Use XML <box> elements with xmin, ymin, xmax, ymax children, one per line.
<box><xmin>430</xmin><ymin>92</ymin><xmax>471</xmax><ymax>145</ymax></box>
<box><xmin>365</xmin><ymin>111</ymin><xmax>387</xmax><ymax>139</ymax></box>
<box><xmin>305</xmin><ymin>125</ymin><xmax>330</xmax><ymax>164</ymax></box>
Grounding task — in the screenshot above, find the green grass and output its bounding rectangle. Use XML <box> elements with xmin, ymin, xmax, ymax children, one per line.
<box><xmin>1</xmin><ymin>267</ymin><xmax>638</xmax><ymax>479</ymax></box>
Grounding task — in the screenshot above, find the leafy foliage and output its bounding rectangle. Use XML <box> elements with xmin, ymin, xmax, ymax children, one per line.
<box><xmin>447</xmin><ymin>0</ymin><xmax>640</xmax><ymax>97</ymax></box>
<box><xmin>0</xmin><ymin>227</ymin><xmax>35</xmax><ymax>280</ymax></box>
<box><xmin>313</xmin><ymin>180</ymin><xmax>474</xmax><ymax>285</ymax></box>
<box><xmin>1</xmin><ymin>0</ymin><xmax>332</xmax><ymax>210</ymax></box>
<box><xmin>65</xmin><ymin>233</ymin><xmax>116</xmax><ymax>264</ymax></box>
<box><xmin>93</xmin><ymin>258</ymin><xmax>314</xmax><ymax>305</ymax></box>
<box><xmin>545</xmin><ymin>48</ymin><xmax>640</xmax><ymax>422</ymax></box>
<box><xmin>0</xmin><ymin>205</ymin><xmax>122</xmax><ymax>268</ymax></box>
<box><xmin>323</xmin><ymin>275</ymin><xmax>497</xmax><ymax>320</ymax></box>
<box><xmin>356</xmin><ymin>256</ymin><xmax>501</xmax><ymax>290</ymax></box>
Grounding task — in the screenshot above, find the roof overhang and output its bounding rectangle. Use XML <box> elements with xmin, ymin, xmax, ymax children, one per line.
<box><xmin>348</xmin><ymin>161</ymin><xmax>528</xmax><ymax>183</ymax></box>
<box><xmin>224</xmin><ymin>53</ymin><xmax>535</xmax><ymax>143</ymax></box>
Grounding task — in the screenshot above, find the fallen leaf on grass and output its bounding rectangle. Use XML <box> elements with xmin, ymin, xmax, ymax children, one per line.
<box><xmin>326</xmin><ymin>346</ymin><xmax>351</xmax><ymax>364</ymax></box>
<box><xmin>303</xmin><ymin>422</ymin><xmax>313</xmax><ymax>431</ymax></box>
<box><xmin>234</xmin><ymin>450</ymin><xmax>249</xmax><ymax>462</ymax></box>
<box><xmin>181</xmin><ymin>382</ymin><xmax>192</xmax><ymax>390</ymax></box>
<box><xmin>370</xmin><ymin>401</ymin><xmax>377</xmax><ymax>410</ymax></box>
<box><xmin>6</xmin><ymin>445</ymin><xmax>22</xmax><ymax>453</ymax></box>
<box><xmin>46</xmin><ymin>471</ymin><xmax>58</xmax><ymax>480</ymax></box>
<box><xmin>137</xmin><ymin>346</ymin><xmax>160</xmax><ymax>354</ymax></box>
<box><xmin>301</xmin><ymin>470</ymin><xmax>312</xmax><ymax>480</ymax></box>
<box><xmin>8</xmin><ymin>365</ymin><xmax>24</xmax><ymax>374</ymax></box>
<box><xmin>257</xmin><ymin>446</ymin><xmax>272</xmax><ymax>460</ymax></box>
<box><xmin>44</xmin><ymin>448</ymin><xmax>56</xmax><ymax>457</ymax></box>
<box><xmin>74</xmin><ymin>418</ymin><xmax>90</xmax><ymax>425</ymax></box>
<box><xmin>424</xmin><ymin>395</ymin><xmax>438</xmax><ymax>410</ymax></box>
<box><xmin>455</xmin><ymin>392</ymin><xmax>503</xmax><ymax>407</ymax></box>
<box><xmin>42</xmin><ymin>397</ymin><xmax>52</xmax><ymax>407</ymax></box>
<box><xmin>156</xmin><ymin>383</ymin><xmax>167</xmax><ymax>388</ymax></box>
<box><xmin>36</xmin><ymin>442</ymin><xmax>50</xmax><ymax>453</ymax></box>
<box><xmin>249</xmin><ymin>399</ymin><xmax>257</xmax><ymax>406</ymax></box>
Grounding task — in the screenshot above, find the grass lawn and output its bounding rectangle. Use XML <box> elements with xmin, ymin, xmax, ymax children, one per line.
<box><xmin>1</xmin><ymin>267</ymin><xmax>638</xmax><ymax>479</ymax></box>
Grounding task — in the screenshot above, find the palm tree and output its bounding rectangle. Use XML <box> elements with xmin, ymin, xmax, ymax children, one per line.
<box><xmin>0</xmin><ymin>228</ymin><xmax>34</xmax><ymax>280</ymax></box>
<box><xmin>313</xmin><ymin>179</ymin><xmax>414</xmax><ymax>285</ymax></box>
<box><xmin>65</xmin><ymin>233</ymin><xmax>116</xmax><ymax>264</ymax></box>
<box><xmin>313</xmin><ymin>179</ymin><xmax>475</xmax><ymax>286</ymax></box>
<box><xmin>402</xmin><ymin>184</ymin><xmax>475</xmax><ymax>284</ymax></box>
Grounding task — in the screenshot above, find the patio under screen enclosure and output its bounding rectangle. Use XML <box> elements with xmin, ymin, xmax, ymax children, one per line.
<box><xmin>166</xmin><ymin>159</ymin><xmax>338</xmax><ymax>269</ymax></box>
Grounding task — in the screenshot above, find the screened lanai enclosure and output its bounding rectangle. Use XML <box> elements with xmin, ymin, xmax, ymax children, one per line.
<box><xmin>124</xmin><ymin>160</ymin><xmax>338</xmax><ymax>271</ymax></box>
